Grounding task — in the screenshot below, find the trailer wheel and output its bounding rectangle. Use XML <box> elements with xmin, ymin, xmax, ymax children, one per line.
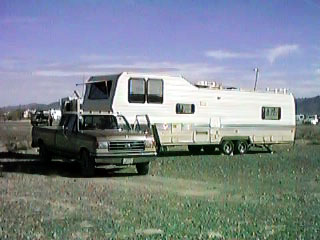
<box><xmin>235</xmin><ymin>140</ymin><xmax>248</xmax><ymax>155</ymax></box>
<box><xmin>188</xmin><ymin>145</ymin><xmax>202</xmax><ymax>154</ymax></box>
<box><xmin>80</xmin><ymin>150</ymin><xmax>95</xmax><ymax>177</ymax></box>
<box><xmin>39</xmin><ymin>142</ymin><xmax>51</xmax><ymax>162</ymax></box>
<box><xmin>220</xmin><ymin>140</ymin><xmax>234</xmax><ymax>155</ymax></box>
<box><xmin>136</xmin><ymin>162</ymin><xmax>150</xmax><ymax>175</ymax></box>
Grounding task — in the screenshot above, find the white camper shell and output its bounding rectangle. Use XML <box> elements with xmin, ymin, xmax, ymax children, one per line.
<box><xmin>82</xmin><ymin>72</ymin><xmax>295</xmax><ymax>154</ymax></box>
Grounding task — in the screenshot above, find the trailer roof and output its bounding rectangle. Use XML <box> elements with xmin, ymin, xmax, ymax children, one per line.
<box><xmin>86</xmin><ymin>72</ymin><xmax>292</xmax><ymax>95</ymax></box>
<box><xmin>87</xmin><ymin>74</ymin><xmax>121</xmax><ymax>83</ymax></box>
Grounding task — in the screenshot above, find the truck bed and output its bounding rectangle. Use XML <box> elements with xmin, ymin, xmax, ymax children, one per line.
<box><xmin>31</xmin><ymin>126</ymin><xmax>60</xmax><ymax>148</ymax></box>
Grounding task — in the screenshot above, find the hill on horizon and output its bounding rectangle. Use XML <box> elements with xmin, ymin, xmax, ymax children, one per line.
<box><xmin>296</xmin><ymin>95</ymin><xmax>320</xmax><ymax>115</ymax></box>
<box><xmin>0</xmin><ymin>102</ymin><xmax>60</xmax><ymax>112</ymax></box>
<box><xmin>1</xmin><ymin>95</ymin><xmax>319</xmax><ymax>115</ymax></box>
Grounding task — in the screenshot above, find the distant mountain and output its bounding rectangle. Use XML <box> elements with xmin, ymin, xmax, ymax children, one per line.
<box><xmin>296</xmin><ymin>96</ymin><xmax>320</xmax><ymax>115</ymax></box>
<box><xmin>0</xmin><ymin>101</ymin><xmax>60</xmax><ymax>112</ymax></box>
<box><xmin>1</xmin><ymin>96</ymin><xmax>319</xmax><ymax>115</ymax></box>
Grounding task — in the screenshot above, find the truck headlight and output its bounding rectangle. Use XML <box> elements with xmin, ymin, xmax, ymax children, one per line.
<box><xmin>98</xmin><ymin>141</ymin><xmax>109</xmax><ymax>149</ymax></box>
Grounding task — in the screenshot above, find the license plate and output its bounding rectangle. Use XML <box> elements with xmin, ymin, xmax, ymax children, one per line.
<box><xmin>123</xmin><ymin>158</ymin><xmax>134</xmax><ymax>164</ymax></box>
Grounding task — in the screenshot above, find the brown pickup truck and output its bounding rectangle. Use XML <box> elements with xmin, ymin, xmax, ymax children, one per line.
<box><xmin>32</xmin><ymin>112</ymin><xmax>156</xmax><ymax>177</ymax></box>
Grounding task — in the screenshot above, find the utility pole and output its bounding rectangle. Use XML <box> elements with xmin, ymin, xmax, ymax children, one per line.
<box><xmin>253</xmin><ymin>68</ymin><xmax>259</xmax><ymax>91</ymax></box>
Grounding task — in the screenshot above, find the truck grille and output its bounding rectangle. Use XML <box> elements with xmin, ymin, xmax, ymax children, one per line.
<box><xmin>109</xmin><ymin>141</ymin><xmax>145</xmax><ymax>151</ymax></box>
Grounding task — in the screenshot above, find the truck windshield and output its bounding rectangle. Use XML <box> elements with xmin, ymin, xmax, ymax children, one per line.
<box><xmin>79</xmin><ymin>115</ymin><xmax>131</xmax><ymax>131</ymax></box>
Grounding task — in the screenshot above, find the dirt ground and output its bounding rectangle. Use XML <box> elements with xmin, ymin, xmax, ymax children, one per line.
<box><xmin>0</xmin><ymin>121</ymin><xmax>320</xmax><ymax>239</ymax></box>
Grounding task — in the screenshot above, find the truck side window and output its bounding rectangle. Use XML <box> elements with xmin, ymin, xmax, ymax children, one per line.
<box><xmin>176</xmin><ymin>103</ymin><xmax>195</xmax><ymax>114</ymax></box>
<box><xmin>59</xmin><ymin>115</ymin><xmax>67</xmax><ymax>126</ymax></box>
<box><xmin>66</xmin><ymin>115</ymin><xmax>77</xmax><ymax>132</ymax></box>
<box><xmin>128</xmin><ymin>78</ymin><xmax>145</xmax><ymax>103</ymax></box>
<box><xmin>60</xmin><ymin>115</ymin><xmax>71</xmax><ymax>127</ymax></box>
<box><xmin>88</xmin><ymin>81</ymin><xmax>112</xmax><ymax>100</ymax></box>
<box><xmin>147</xmin><ymin>79</ymin><xmax>163</xmax><ymax>104</ymax></box>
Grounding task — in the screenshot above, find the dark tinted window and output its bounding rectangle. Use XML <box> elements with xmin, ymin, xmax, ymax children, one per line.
<box><xmin>128</xmin><ymin>78</ymin><xmax>145</xmax><ymax>103</ymax></box>
<box><xmin>66</xmin><ymin>115</ymin><xmax>77</xmax><ymax>132</ymax></box>
<box><xmin>81</xmin><ymin>115</ymin><xmax>118</xmax><ymax>130</ymax></box>
<box><xmin>59</xmin><ymin>115</ymin><xmax>69</xmax><ymax>127</ymax></box>
<box><xmin>88</xmin><ymin>81</ymin><xmax>112</xmax><ymax>100</ymax></box>
<box><xmin>147</xmin><ymin>79</ymin><xmax>163</xmax><ymax>104</ymax></box>
<box><xmin>176</xmin><ymin>103</ymin><xmax>195</xmax><ymax>114</ymax></box>
<box><xmin>262</xmin><ymin>107</ymin><xmax>281</xmax><ymax>120</ymax></box>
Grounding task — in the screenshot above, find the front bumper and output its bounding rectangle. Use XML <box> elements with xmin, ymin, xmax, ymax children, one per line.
<box><xmin>92</xmin><ymin>150</ymin><xmax>157</xmax><ymax>165</ymax></box>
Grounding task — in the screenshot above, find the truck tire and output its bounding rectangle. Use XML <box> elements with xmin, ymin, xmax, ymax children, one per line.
<box><xmin>188</xmin><ymin>145</ymin><xmax>202</xmax><ymax>154</ymax></box>
<box><xmin>220</xmin><ymin>140</ymin><xmax>234</xmax><ymax>155</ymax></box>
<box><xmin>235</xmin><ymin>140</ymin><xmax>248</xmax><ymax>155</ymax></box>
<box><xmin>80</xmin><ymin>150</ymin><xmax>95</xmax><ymax>177</ymax></box>
<box><xmin>136</xmin><ymin>162</ymin><xmax>150</xmax><ymax>175</ymax></box>
<box><xmin>39</xmin><ymin>142</ymin><xmax>51</xmax><ymax>162</ymax></box>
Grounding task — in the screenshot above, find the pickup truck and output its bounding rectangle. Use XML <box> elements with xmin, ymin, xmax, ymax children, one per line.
<box><xmin>32</xmin><ymin>112</ymin><xmax>157</xmax><ymax>177</ymax></box>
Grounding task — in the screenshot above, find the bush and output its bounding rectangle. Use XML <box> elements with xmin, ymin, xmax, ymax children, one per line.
<box><xmin>295</xmin><ymin>125</ymin><xmax>320</xmax><ymax>143</ymax></box>
<box><xmin>7</xmin><ymin>109</ymin><xmax>24</xmax><ymax>121</ymax></box>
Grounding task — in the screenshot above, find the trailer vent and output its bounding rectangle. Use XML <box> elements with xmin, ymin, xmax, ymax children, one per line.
<box><xmin>109</xmin><ymin>141</ymin><xmax>145</xmax><ymax>151</ymax></box>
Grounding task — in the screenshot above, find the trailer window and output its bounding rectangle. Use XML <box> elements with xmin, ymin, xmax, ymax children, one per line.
<box><xmin>147</xmin><ymin>79</ymin><xmax>163</xmax><ymax>103</ymax></box>
<box><xmin>176</xmin><ymin>103</ymin><xmax>195</xmax><ymax>114</ymax></box>
<box><xmin>88</xmin><ymin>81</ymin><xmax>112</xmax><ymax>100</ymax></box>
<box><xmin>128</xmin><ymin>78</ymin><xmax>145</xmax><ymax>103</ymax></box>
<box><xmin>262</xmin><ymin>107</ymin><xmax>281</xmax><ymax>120</ymax></box>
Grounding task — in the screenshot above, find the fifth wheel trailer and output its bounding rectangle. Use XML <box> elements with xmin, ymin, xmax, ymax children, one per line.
<box><xmin>82</xmin><ymin>72</ymin><xmax>296</xmax><ymax>154</ymax></box>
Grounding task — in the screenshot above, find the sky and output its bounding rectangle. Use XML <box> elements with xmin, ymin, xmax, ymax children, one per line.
<box><xmin>0</xmin><ymin>0</ymin><xmax>320</xmax><ymax>106</ymax></box>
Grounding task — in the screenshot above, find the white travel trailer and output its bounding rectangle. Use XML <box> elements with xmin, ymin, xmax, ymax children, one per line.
<box><xmin>296</xmin><ymin>114</ymin><xmax>305</xmax><ymax>125</ymax></box>
<box><xmin>82</xmin><ymin>72</ymin><xmax>296</xmax><ymax>154</ymax></box>
<box><xmin>304</xmin><ymin>115</ymin><xmax>319</xmax><ymax>125</ymax></box>
<box><xmin>49</xmin><ymin>109</ymin><xmax>62</xmax><ymax>121</ymax></box>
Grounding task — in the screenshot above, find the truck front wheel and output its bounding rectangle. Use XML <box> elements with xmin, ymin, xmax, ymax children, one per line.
<box><xmin>136</xmin><ymin>162</ymin><xmax>150</xmax><ymax>175</ymax></box>
<box><xmin>80</xmin><ymin>150</ymin><xmax>95</xmax><ymax>177</ymax></box>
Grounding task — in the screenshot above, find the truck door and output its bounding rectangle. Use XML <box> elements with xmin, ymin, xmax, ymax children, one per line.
<box><xmin>56</xmin><ymin>114</ymin><xmax>78</xmax><ymax>155</ymax></box>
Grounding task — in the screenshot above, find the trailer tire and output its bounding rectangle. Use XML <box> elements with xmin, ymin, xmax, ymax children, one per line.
<box><xmin>235</xmin><ymin>140</ymin><xmax>248</xmax><ymax>155</ymax></box>
<box><xmin>80</xmin><ymin>150</ymin><xmax>95</xmax><ymax>177</ymax></box>
<box><xmin>188</xmin><ymin>145</ymin><xmax>202</xmax><ymax>155</ymax></box>
<box><xmin>220</xmin><ymin>140</ymin><xmax>234</xmax><ymax>155</ymax></box>
<box><xmin>136</xmin><ymin>162</ymin><xmax>150</xmax><ymax>175</ymax></box>
<box><xmin>39</xmin><ymin>142</ymin><xmax>51</xmax><ymax>162</ymax></box>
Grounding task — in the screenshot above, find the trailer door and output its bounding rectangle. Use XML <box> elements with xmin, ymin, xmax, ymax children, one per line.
<box><xmin>210</xmin><ymin>117</ymin><xmax>221</xmax><ymax>143</ymax></box>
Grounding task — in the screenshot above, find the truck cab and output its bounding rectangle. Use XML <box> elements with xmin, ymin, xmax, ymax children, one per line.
<box><xmin>32</xmin><ymin>100</ymin><xmax>156</xmax><ymax>177</ymax></box>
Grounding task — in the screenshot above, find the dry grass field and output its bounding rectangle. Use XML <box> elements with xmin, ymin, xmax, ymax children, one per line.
<box><xmin>0</xmin><ymin>121</ymin><xmax>320</xmax><ymax>239</ymax></box>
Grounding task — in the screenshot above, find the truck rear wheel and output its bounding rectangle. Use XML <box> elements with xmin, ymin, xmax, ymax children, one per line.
<box><xmin>80</xmin><ymin>150</ymin><xmax>95</xmax><ymax>177</ymax></box>
<box><xmin>220</xmin><ymin>140</ymin><xmax>234</xmax><ymax>155</ymax></box>
<box><xmin>235</xmin><ymin>140</ymin><xmax>249</xmax><ymax>155</ymax></box>
<box><xmin>136</xmin><ymin>162</ymin><xmax>150</xmax><ymax>175</ymax></box>
<box><xmin>39</xmin><ymin>142</ymin><xmax>51</xmax><ymax>162</ymax></box>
